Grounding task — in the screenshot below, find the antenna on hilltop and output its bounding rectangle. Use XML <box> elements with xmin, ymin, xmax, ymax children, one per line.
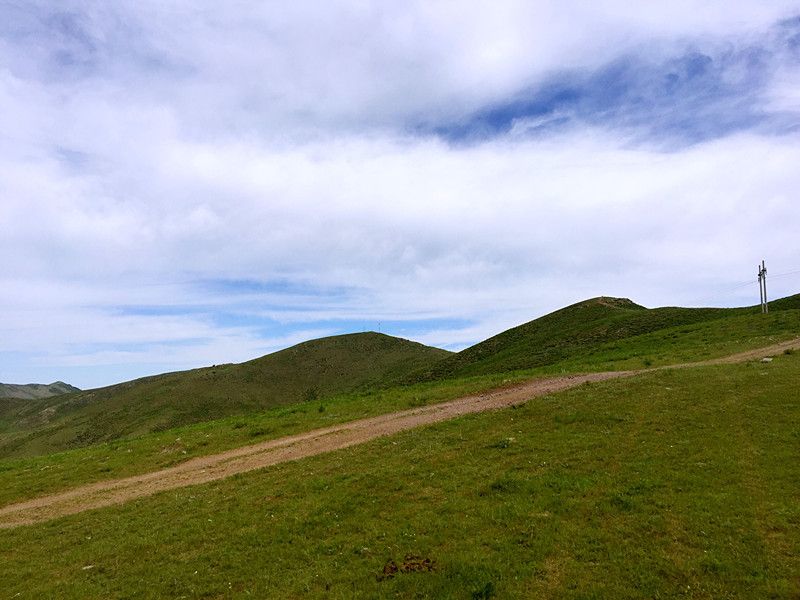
<box><xmin>758</xmin><ymin>260</ymin><xmax>768</xmax><ymax>314</ymax></box>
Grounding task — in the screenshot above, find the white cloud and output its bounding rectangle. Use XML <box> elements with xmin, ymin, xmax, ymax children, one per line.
<box><xmin>1</xmin><ymin>2</ymin><xmax>799</xmax><ymax>387</ymax></box>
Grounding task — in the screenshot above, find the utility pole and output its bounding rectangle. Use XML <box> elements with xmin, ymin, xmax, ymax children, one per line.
<box><xmin>758</xmin><ymin>263</ymin><xmax>764</xmax><ymax>313</ymax></box>
<box><xmin>762</xmin><ymin>259</ymin><xmax>768</xmax><ymax>314</ymax></box>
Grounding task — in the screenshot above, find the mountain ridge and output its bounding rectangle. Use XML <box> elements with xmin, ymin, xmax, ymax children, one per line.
<box><xmin>2</xmin><ymin>293</ymin><xmax>799</xmax><ymax>458</ymax></box>
<box><xmin>0</xmin><ymin>332</ymin><xmax>450</xmax><ymax>456</ymax></box>
<box><xmin>0</xmin><ymin>381</ymin><xmax>80</xmax><ymax>400</ymax></box>
<box><xmin>413</xmin><ymin>293</ymin><xmax>800</xmax><ymax>380</ymax></box>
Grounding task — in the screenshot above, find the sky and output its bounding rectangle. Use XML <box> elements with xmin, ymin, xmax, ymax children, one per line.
<box><xmin>1</xmin><ymin>1</ymin><xmax>800</xmax><ymax>389</ymax></box>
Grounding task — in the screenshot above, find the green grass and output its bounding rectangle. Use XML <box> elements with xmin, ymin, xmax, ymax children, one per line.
<box><xmin>3</xmin><ymin>295</ymin><xmax>798</xmax><ymax>461</ymax></box>
<box><xmin>1</xmin><ymin>354</ymin><xmax>798</xmax><ymax>598</ymax></box>
<box><xmin>547</xmin><ymin>308</ymin><xmax>800</xmax><ymax>372</ymax></box>
<box><xmin>417</xmin><ymin>294</ymin><xmax>800</xmax><ymax>380</ymax></box>
<box><xmin>0</xmin><ymin>370</ymin><xmax>531</xmax><ymax>506</ymax></box>
<box><xmin>0</xmin><ymin>305</ymin><xmax>797</xmax><ymax>502</ymax></box>
<box><xmin>0</xmin><ymin>332</ymin><xmax>450</xmax><ymax>457</ymax></box>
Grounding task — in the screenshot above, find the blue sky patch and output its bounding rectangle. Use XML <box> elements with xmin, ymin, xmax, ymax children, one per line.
<box><xmin>427</xmin><ymin>37</ymin><xmax>793</xmax><ymax>147</ymax></box>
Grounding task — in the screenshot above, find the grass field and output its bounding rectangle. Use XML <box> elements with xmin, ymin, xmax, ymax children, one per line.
<box><xmin>543</xmin><ymin>307</ymin><xmax>800</xmax><ymax>372</ymax></box>
<box><xmin>0</xmin><ymin>296</ymin><xmax>798</xmax><ymax>597</ymax></box>
<box><xmin>0</xmin><ymin>303</ymin><xmax>797</xmax><ymax>510</ymax></box>
<box><xmin>1</xmin><ymin>352</ymin><xmax>798</xmax><ymax>598</ymax></box>
<box><xmin>0</xmin><ymin>371</ymin><xmax>530</xmax><ymax>506</ymax></box>
<box><xmin>0</xmin><ymin>332</ymin><xmax>450</xmax><ymax>458</ymax></box>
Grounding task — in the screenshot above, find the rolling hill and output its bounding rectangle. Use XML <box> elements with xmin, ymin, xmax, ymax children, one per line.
<box><xmin>3</xmin><ymin>293</ymin><xmax>799</xmax><ymax>459</ymax></box>
<box><xmin>1</xmin><ymin>345</ymin><xmax>798</xmax><ymax>597</ymax></box>
<box><xmin>0</xmin><ymin>332</ymin><xmax>450</xmax><ymax>457</ymax></box>
<box><xmin>416</xmin><ymin>293</ymin><xmax>800</xmax><ymax>379</ymax></box>
<box><xmin>1</xmin><ymin>292</ymin><xmax>799</xmax><ymax>597</ymax></box>
<box><xmin>0</xmin><ymin>381</ymin><xmax>80</xmax><ymax>400</ymax></box>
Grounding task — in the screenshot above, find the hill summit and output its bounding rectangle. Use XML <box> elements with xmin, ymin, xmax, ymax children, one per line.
<box><xmin>0</xmin><ymin>332</ymin><xmax>450</xmax><ymax>456</ymax></box>
<box><xmin>415</xmin><ymin>294</ymin><xmax>782</xmax><ymax>380</ymax></box>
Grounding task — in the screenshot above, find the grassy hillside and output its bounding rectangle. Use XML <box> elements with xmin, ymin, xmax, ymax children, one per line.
<box><xmin>0</xmin><ymin>381</ymin><xmax>80</xmax><ymax>400</ymax></box>
<box><xmin>1</xmin><ymin>353</ymin><xmax>797</xmax><ymax>598</ymax></box>
<box><xmin>3</xmin><ymin>294</ymin><xmax>799</xmax><ymax>460</ymax></box>
<box><xmin>0</xmin><ymin>332</ymin><xmax>450</xmax><ymax>457</ymax></box>
<box><xmin>417</xmin><ymin>294</ymin><xmax>800</xmax><ymax>379</ymax></box>
<box><xmin>551</xmin><ymin>307</ymin><xmax>800</xmax><ymax>371</ymax></box>
<box><xmin>0</xmin><ymin>309</ymin><xmax>796</xmax><ymax>504</ymax></box>
<box><xmin>0</xmin><ymin>371</ymin><xmax>528</xmax><ymax>503</ymax></box>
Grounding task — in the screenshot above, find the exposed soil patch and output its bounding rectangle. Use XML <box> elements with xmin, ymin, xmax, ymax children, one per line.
<box><xmin>378</xmin><ymin>554</ymin><xmax>435</xmax><ymax>580</ymax></box>
<box><xmin>1</xmin><ymin>338</ymin><xmax>797</xmax><ymax>530</ymax></box>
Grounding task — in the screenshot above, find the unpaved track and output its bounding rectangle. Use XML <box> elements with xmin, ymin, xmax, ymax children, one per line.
<box><xmin>1</xmin><ymin>339</ymin><xmax>798</xmax><ymax>529</ymax></box>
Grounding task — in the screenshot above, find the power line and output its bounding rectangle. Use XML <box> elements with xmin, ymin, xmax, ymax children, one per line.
<box><xmin>682</xmin><ymin>262</ymin><xmax>798</xmax><ymax>308</ymax></box>
<box><xmin>769</xmin><ymin>269</ymin><xmax>800</xmax><ymax>280</ymax></box>
<box><xmin>727</xmin><ymin>279</ymin><xmax>759</xmax><ymax>290</ymax></box>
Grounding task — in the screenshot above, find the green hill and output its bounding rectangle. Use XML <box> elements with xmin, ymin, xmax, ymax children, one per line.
<box><xmin>3</xmin><ymin>293</ymin><xmax>799</xmax><ymax>459</ymax></box>
<box><xmin>1</xmin><ymin>295</ymin><xmax>799</xmax><ymax>597</ymax></box>
<box><xmin>0</xmin><ymin>381</ymin><xmax>80</xmax><ymax>400</ymax></box>
<box><xmin>1</xmin><ymin>350</ymin><xmax>798</xmax><ymax>597</ymax></box>
<box><xmin>0</xmin><ymin>332</ymin><xmax>450</xmax><ymax>456</ymax></box>
<box><xmin>417</xmin><ymin>294</ymin><xmax>800</xmax><ymax>379</ymax></box>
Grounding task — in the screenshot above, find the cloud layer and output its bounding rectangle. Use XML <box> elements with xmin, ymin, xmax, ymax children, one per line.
<box><xmin>2</xmin><ymin>2</ymin><xmax>800</xmax><ymax>387</ymax></box>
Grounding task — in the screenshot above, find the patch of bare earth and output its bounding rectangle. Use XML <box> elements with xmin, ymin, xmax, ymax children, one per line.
<box><xmin>1</xmin><ymin>338</ymin><xmax>797</xmax><ymax>529</ymax></box>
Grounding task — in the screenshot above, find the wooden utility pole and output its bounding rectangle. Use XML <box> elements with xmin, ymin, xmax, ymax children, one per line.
<box><xmin>762</xmin><ymin>259</ymin><xmax>768</xmax><ymax>314</ymax></box>
<box><xmin>758</xmin><ymin>263</ymin><xmax>764</xmax><ymax>312</ymax></box>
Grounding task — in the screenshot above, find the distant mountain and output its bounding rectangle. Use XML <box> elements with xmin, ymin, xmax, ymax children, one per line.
<box><xmin>0</xmin><ymin>332</ymin><xmax>450</xmax><ymax>456</ymax></box>
<box><xmin>0</xmin><ymin>381</ymin><xmax>80</xmax><ymax>400</ymax></box>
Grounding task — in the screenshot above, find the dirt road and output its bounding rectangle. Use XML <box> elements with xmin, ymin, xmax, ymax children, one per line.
<box><xmin>1</xmin><ymin>338</ymin><xmax>797</xmax><ymax>529</ymax></box>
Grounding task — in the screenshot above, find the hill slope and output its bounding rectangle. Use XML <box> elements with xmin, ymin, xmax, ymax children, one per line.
<box><xmin>418</xmin><ymin>294</ymin><xmax>800</xmax><ymax>380</ymax></box>
<box><xmin>0</xmin><ymin>332</ymin><xmax>450</xmax><ymax>456</ymax></box>
<box><xmin>0</xmin><ymin>382</ymin><xmax>80</xmax><ymax>400</ymax></box>
<box><xmin>3</xmin><ymin>293</ymin><xmax>798</xmax><ymax>458</ymax></box>
<box><xmin>1</xmin><ymin>352</ymin><xmax>798</xmax><ymax>597</ymax></box>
